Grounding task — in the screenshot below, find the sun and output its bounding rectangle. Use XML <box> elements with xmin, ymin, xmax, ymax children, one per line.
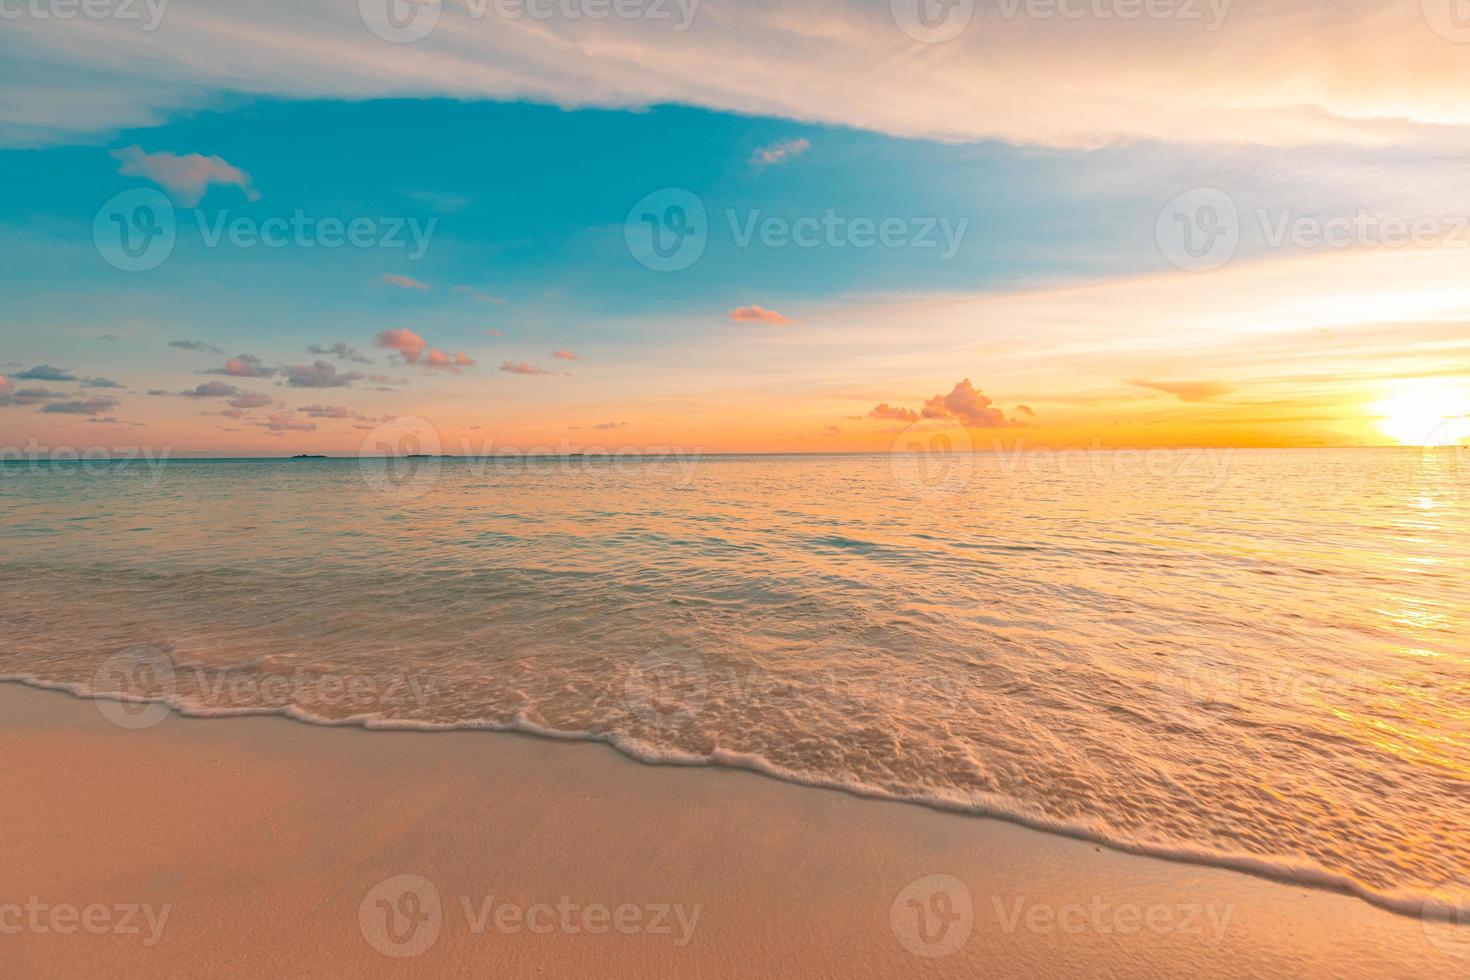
<box><xmin>1370</xmin><ymin>380</ymin><xmax>1470</xmax><ymax>446</ymax></box>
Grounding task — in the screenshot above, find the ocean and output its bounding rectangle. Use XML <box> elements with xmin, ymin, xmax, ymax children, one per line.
<box><xmin>1</xmin><ymin>448</ymin><xmax>1466</xmax><ymax>917</ymax></box>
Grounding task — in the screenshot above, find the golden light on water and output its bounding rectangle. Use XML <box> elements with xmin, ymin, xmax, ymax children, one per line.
<box><xmin>1370</xmin><ymin>380</ymin><xmax>1470</xmax><ymax>446</ymax></box>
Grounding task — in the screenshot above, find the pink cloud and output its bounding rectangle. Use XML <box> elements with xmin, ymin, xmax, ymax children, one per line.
<box><xmin>551</xmin><ymin>349</ymin><xmax>580</xmax><ymax>361</ymax></box>
<box><xmin>729</xmin><ymin>305</ymin><xmax>791</xmax><ymax>325</ymax></box>
<box><xmin>750</xmin><ymin>137</ymin><xmax>811</xmax><ymax>168</ymax></box>
<box><xmin>206</xmin><ymin>353</ymin><xmax>275</xmax><ymax>378</ymax></box>
<box><xmin>112</xmin><ymin>146</ymin><xmax>258</xmax><ymax>206</ymax></box>
<box><xmin>255</xmin><ymin>413</ymin><xmax>316</xmax><ymax>432</ymax></box>
<box><xmin>498</xmin><ymin>361</ymin><xmax>555</xmax><ymax>376</ymax></box>
<box><xmin>381</xmin><ymin>273</ymin><xmax>429</xmax><ymax>291</ymax></box>
<box><xmin>870</xmin><ymin>380</ymin><xmax>1024</xmax><ymax>429</ymax></box>
<box><xmin>868</xmin><ymin>403</ymin><xmax>919</xmax><ymax>423</ymax></box>
<box><xmin>424</xmin><ymin>349</ymin><xmax>475</xmax><ymax>371</ymax></box>
<box><xmin>229</xmin><ymin>392</ymin><xmax>274</xmax><ymax>409</ymax></box>
<box><xmin>374</xmin><ymin>328</ymin><xmax>428</xmax><ymax>364</ymax></box>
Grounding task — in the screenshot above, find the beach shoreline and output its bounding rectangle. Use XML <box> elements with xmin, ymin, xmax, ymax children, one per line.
<box><xmin>2</xmin><ymin>682</ymin><xmax>1465</xmax><ymax>976</ymax></box>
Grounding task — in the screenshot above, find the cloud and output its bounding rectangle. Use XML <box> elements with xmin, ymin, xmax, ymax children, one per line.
<box><xmin>551</xmin><ymin>349</ymin><xmax>580</xmax><ymax>361</ymax></box>
<box><xmin>485</xmin><ymin>328</ymin><xmax>506</xmax><ymax>337</ymax></box>
<box><xmin>82</xmin><ymin>377</ymin><xmax>123</xmax><ymax>388</ymax></box>
<box><xmin>170</xmin><ymin>339</ymin><xmax>223</xmax><ymax>354</ymax></box>
<box><xmin>12</xmin><ymin>387</ymin><xmax>66</xmax><ymax>405</ymax></box>
<box><xmin>112</xmin><ymin>146</ymin><xmax>258</xmax><ymax>206</ymax></box>
<box><xmin>205</xmin><ymin>353</ymin><xmax>276</xmax><ymax>378</ymax></box>
<box><xmin>374</xmin><ymin>329</ymin><xmax>471</xmax><ymax>370</ymax></box>
<box><xmin>873</xmin><ymin>381</ymin><xmax>1023</xmax><ymax>429</ymax></box>
<box><xmin>1016</xmin><ymin>404</ymin><xmax>1037</xmax><ymax>417</ymax></box>
<box><xmin>822</xmin><ymin>424</ymin><xmax>841</xmax><ymax>436</ymax></box>
<box><xmin>284</xmin><ymin>361</ymin><xmax>363</xmax><ymax>388</ymax></box>
<box><xmin>14</xmin><ymin>365</ymin><xmax>76</xmax><ymax>381</ymax></box>
<box><xmin>42</xmin><ymin>396</ymin><xmax>121</xmax><ymax>414</ymax></box>
<box><xmin>307</xmin><ymin>341</ymin><xmax>373</xmax><ymax>364</ymax></box>
<box><xmin>180</xmin><ymin>381</ymin><xmax>242</xmax><ymax>398</ymax></box>
<box><xmin>498</xmin><ymin>361</ymin><xmax>555</xmax><ymax>376</ymax></box>
<box><xmin>23</xmin><ymin>1</ymin><xmax>1470</xmax><ymax>152</ymax></box>
<box><xmin>751</xmin><ymin>137</ymin><xmax>810</xmax><ymax>167</ymax></box>
<box><xmin>729</xmin><ymin>305</ymin><xmax>791</xmax><ymax>325</ymax></box>
<box><xmin>922</xmin><ymin>379</ymin><xmax>1019</xmax><ymax>428</ymax></box>
<box><xmin>381</xmin><ymin>273</ymin><xmax>428</xmax><ymax>291</ymax></box>
<box><xmin>1130</xmin><ymin>379</ymin><xmax>1234</xmax><ymax>402</ymax></box>
<box><xmin>374</xmin><ymin>328</ymin><xmax>428</xmax><ymax>364</ymax></box>
<box><xmin>229</xmin><ymin>392</ymin><xmax>274</xmax><ymax>409</ymax></box>
<box><xmin>868</xmin><ymin>403</ymin><xmax>919</xmax><ymax>423</ymax></box>
<box><xmin>254</xmin><ymin>413</ymin><xmax>316</xmax><ymax>432</ymax></box>
<box><xmin>454</xmin><ymin>286</ymin><xmax>504</xmax><ymax>304</ymax></box>
<box><xmin>297</xmin><ymin>404</ymin><xmax>360</xmax><ymax>418</ymax></box>
<box><xmin>591</xmin><ymin>421</ymin><xmax>627</xmax><ymax>430</ymax></box>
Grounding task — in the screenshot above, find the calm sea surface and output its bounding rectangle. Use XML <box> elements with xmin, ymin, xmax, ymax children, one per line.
<box><xmin>2</xmin><ymin>449</ymin><xmax>1467</xmax><ymax>915</ymax></box>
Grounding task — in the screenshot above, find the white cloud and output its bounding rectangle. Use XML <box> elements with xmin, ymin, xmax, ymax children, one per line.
<box><xmin>7</xmin><ymin>1</ymin><xmax>1470</xmax><ymax>150</ymax></box>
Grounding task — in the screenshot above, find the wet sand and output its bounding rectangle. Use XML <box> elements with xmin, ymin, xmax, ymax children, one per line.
<box><xmin>1</xmin><ymin>682</ymin><xmax>1464</xmax><ymax>977</ymax></box>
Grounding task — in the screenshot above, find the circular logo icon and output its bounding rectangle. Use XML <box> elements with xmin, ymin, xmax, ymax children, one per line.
<box><xmin>888</xmin><ymin>421</ymin><xmax>975</xmax><ymax>498</ymax></box>
<box><xmin>1154</xmin><ymin>649</ymin><xmax>1242</xmax><ymax>729</ymax></box>
<box><xmin>358</xmin><ymin>416</ymin><xmax>443</xmax><ymax>502</ymax></box>
<box><xmin>1422</xmin><ymin>0</ymin><xmax>1470</xmax><ymax>43</ymax></box>
<box><xmin>91</xmin><ymin>645</ymin><xmax>176</xmax><ymax>730</ymax></box>
<box><xmin>360</xmin><ymin>874</ymin><xmax>442</xmax><ymax>958</ymax></box>
<box><xmin>1156</xmin><ymin>187</ymin><xmax>1239</xmax><ymax>273</ymax></box>
<box><xmin>890</xmin><ymin>874</ymin><xmax>973</xmax><ymax>958</ymax></box>
<box><xmin>359</xmin><ymin>0</ymin><xmax>441</xmax><ymax>42</ymax></box>
<box><xmin>623</xmin><ymin>649</ymin><xmax>708</xmax><ymax>729</ymax></box>
<box><xmin>625</xmin><ymin>188</ymin><xmax>707</xmax><ymax>272</ymax></box>
<box><xmin>890</xmin><ymin>0</ymin><xmax>974</xmax><ymax>43</ymax></box>
<box><xmin>1423</xmin><ymin>875</ymin><xmax>1470</xmax><ymax>958</ymax></box>
<box><xmin>94</xmin><ymin>188</ymin><xmax>176</xmax><ymax>273</ymax></box>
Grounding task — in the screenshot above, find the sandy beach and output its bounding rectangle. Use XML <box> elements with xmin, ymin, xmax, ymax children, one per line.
<box><xmin>1</xmin><ymin>682</ymin><xmax>1463</xmax><ymax>977</ymax></box>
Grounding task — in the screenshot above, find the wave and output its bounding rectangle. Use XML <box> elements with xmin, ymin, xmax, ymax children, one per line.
<box><xmin>3</xmin><ymin>672</ymin><xmax>1461</xmax><ymax>924</ymax></box>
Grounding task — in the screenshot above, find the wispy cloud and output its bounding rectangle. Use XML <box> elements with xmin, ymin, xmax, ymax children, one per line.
<box><xmin>204</xmin><ymin>354</ymin><xmax>276</xmax><ymax>378</ymax></box>
<box><xmin>169</xmin><ymin>340</ymin><xmax>223</xmax><ymax>355</ymax></box>
<box><xmin>381</xmin><ymin>273</ymin><xmax>429</xmax><ymax>292</ymax></box>
<box><xmin>14</xmin><ymin>365</ymin><xmax>76</xmax><ymax>381</ymax></box>
<box><xmin>498</xmin><ymin>361</ymin><xmax>556</xmax><ymax>376</ymax></box>
<box><xmin>113</xmin><ymin>146</ymin><xmax>258</xmax><ymax>206</ymax></box>
<box><xmin>751</xmin><ymin>137</ymin><xmax>810</xmax><ymax>168</ymax></box>
<box><xmin>551</xmin><ymin>349</ymin><xmax>580</xmax><ymax>361</ymax></box>
<box><xmin>729</xmin><ymin>305</ymin><xmax>791</xmax><ymax>325</ymax></box>
<box><xmin>1130</xmin><ymin>379</ymin><xmax>1233</xmax><ymax>402</ymax></box>
<box><xmin>307</xmin><ymin>341</ymin><xmax>374</xmax><ymax>364</ymax></box>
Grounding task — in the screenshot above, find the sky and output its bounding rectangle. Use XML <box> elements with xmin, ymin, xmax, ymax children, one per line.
<box><xmin>3</xmin><ymin>0</ymin><xmax>1470</xmax><ymax>455</ymax></box>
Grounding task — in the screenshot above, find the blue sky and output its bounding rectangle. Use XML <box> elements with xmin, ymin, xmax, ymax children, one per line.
<box><xmin>4</xmin><ymin>1</ymin><xmax>1470</xmax><ymax>453</ymax></box>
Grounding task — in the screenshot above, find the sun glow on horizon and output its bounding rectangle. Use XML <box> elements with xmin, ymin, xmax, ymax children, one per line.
<box><xmin>1370</xmin><ymin>380</ymin><xmax>1470</xmax><ymax>446</ymax></box>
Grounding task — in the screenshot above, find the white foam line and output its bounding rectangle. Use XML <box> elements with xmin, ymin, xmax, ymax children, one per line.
<box><xmin>0</xmin><ymin>675</ymin><xmax>1458</xmax><ymax>923</ymax></box>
